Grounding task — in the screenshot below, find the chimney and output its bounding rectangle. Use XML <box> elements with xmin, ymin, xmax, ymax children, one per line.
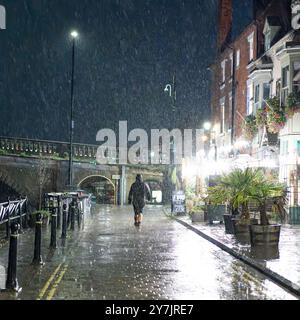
<box><xmin>218</xmin><ymin>0</ymin><xmax>233</xmax><ymax>51</ymax></box>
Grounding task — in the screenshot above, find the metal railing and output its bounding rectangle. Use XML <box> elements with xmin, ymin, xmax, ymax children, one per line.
<box><xmin>0</xmin><ymin>136</ymin><xmax>98</xmax><ymax>161</ymax></box>
<box><xmin>0</xmin><ymin>198</ymin><xmax>28</xmax><ymax>239</ymax></box>
<box><xmin>0</xmin><ymin>136</ymin><xmax>170</xmax><ymax>165</ymax></box>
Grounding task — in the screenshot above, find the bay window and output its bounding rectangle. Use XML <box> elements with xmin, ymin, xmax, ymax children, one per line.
<box><xmin>281</xmin><ymin>65</ymin><xmax>290</xmax><ymax>105</ymax></box>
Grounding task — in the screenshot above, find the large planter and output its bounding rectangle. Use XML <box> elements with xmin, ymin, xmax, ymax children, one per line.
<box><xmin>232</xmin><ymin>218</ymin><xmax>258</xmax><ymax>243</ymax></box>
<box><xmin>249</xmin><ymin>224</ymin><xmax>281</xmax><ymax>247</ymax></box>
<box><xmin>223</xmin><ymin>214</ymin><xmax>235</xmax><ymax>234</ymax></box>
<box><xmin>232</xmin><ymin>218</ymin><xmax>258</xmax><ymax>234</ymax></box>
<box><xmin>191</xmin><ymin>212</ymin><xmax>205</xmax><ymax>223</ymax></box>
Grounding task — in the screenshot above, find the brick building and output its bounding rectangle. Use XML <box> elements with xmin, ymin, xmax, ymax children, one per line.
<box><xmin>210</xmin><ymin>0</ymin><xmax>291</xmax><ymax>163</ymax></box>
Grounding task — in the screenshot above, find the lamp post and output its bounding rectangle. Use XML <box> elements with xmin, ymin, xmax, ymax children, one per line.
<box><xmin>68</xmin><ymin>30</ymin><xmax>78</xmax><ymax>188</ymax></box>
<box><xmin>164</xmin><ymin>72</ymin><xmax>177</xmax><ymax>125</ymax></box>
<box><xmin>164</xmin><ymin>73</ymin><xmax>178</xmax><ymax>193</ymax></box>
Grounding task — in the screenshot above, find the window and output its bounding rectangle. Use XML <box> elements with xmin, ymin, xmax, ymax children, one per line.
<box><xmin>262</xmin><ymin>83</ymin><xmax>271</xmax><ymax>108</ymax></box>
<box><xmin>293</xmin><ymin>61</ymin><xmax>300</xmax><ymax>93</ymax></box>
<box><xmin>236</xmin><ymin>50</ymin><xmax>240</xmax><ymax>68</ymax></box>
<box><xmin>220</xmin><ymin>99</ymin><xmax>225</xmax><ymax>134</ymax></box>
<box><xmin>281</xmin><ymin>66</ymin><xmax>290</xmax><ymax>105</ymax></box>
<box><xmin>229</xmin><ymin>53</ymin><xmax>233</xmax><ymax>76</ymax></box>
<box><xmin>247</xmin><ymin>83</ymin><xmax>253</xmax><ymax>115</ymax></box>
<box><xmin>228</xmin><ymin>92</ymin><xmax>232</xmax><ymax>129</ymax></box>
<box><xmin>276</xmin><ymin>79</ymin><xmax>281</xmax><ymax>97</ymax></box>
<box><xmin>248</xmin><ymin>33</ymin><xmax>254</xmax><ymax>62</ymax></box>
<box><xmin>254</xmin><ymin>84</ymin><xmax>260</xmax><ymax>112</ymax></box>
<box><xmin>265</xmin><ymin>31</ymin><xmax>271</xmax><ymax>51</ymax></box>
<box><xmin>221</xmin><ymin>60</ymin><xmax>226</xmax><ymax>83</ymax></box>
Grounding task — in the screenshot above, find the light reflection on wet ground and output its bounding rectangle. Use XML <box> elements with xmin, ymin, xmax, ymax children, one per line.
<box><xmin>182</xmin><ymin>217</ymin><xmax>300</xmax><ymax>288</ymax></box>
<box><xmin>0</xmin><ymin>205</ymin><xmax>297</xmax><ymax>300</ymax></box>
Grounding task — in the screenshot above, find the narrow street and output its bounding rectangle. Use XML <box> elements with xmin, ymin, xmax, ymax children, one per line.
<box><xmin>0</xmin><ymin>205</ymin><xmax>297</xmax><ymax>300</ymax></box>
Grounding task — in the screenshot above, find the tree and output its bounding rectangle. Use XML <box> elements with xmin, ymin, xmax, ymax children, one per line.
<box><xmin>248</xmin><ymin>170</ymin><xmax>287</xmax><ymax>226</ymax></box>
<box><xmin>206</xmin><ymin>168</ymin><xmax>258</xmax><ymax>221</ymax></box>
<box><xmin>36</xmin><ymin>154</ymin><xmax>51</xmax><ymax>210</ymax></box>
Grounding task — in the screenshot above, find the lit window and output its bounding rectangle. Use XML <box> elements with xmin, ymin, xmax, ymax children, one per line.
<box><xmin>220</xmin><ymin>99</ymin><xmax>225</xmax><ymax>134</ymax></box>
<box><xmin>254</xmin><ymin>84</ymin><xmax>260</xmax><ymax>112</ymax></box>
<box><xmin>247</xmin><ymin>83</ymin><xmax>253</xmax><ymax>115</ymax></box>
<box><xmin>229</xmin><ymin>53</ymin><xmax>233</xmax><ymax>76</ymax></box>
<box><xmin>281</xmin><ymin>65</ymin><xmax>290</xmax><ymax>105</ymax></box>
<box><xmin>248</xmin><ymin>33</ymin><xmax>254</xmax><ymax>62</ymax></box>
<box><xmin>228</xmin><ymin>92</ymin><xmax>232</xmax><ymax>129</ymax></box>
<box><xmin>221</xmin><ymin>60</ymin><xmax>226</xmax><ymax>83</ymax></box>
<box><xmin>236</xmin><ymin>50</ymin><xmax>240</xmax><ymax>68</ymax></box>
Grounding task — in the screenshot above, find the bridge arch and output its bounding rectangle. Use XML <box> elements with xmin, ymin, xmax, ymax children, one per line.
<box><xmin>0</xmin><ymin>175</ymin><xmax>22</xmax><ymax>203</ymax></box>
<box><xmin>78</xmin><ymin>175</ymin><xmax>116</xmax><ymax>205</ymax></box>
<box><xmin>144</xmin><ymin>179</ymin><xmax>163</xmax><ymax>204</ymax></box>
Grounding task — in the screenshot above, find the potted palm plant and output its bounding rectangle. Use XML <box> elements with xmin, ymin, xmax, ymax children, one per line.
<box><xmin>248</xmin><ymin>170</ymin><xmax>287</xmax><ymax>247</ymax></box>
<box><xmin>206</xmin><ymin>169</ymin><xmax>258</xmax><ymax>237</ymax></box>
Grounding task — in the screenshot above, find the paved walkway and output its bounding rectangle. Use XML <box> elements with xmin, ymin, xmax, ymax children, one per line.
<box><xmin>0</xmin><ymin>205</ymin><xmax>297</xmax><ymax>300</ymax></box>
<box><xmin>177</xmin><ymin>215</ymin><xmax>300</xmax><ymax>289</ymax></box>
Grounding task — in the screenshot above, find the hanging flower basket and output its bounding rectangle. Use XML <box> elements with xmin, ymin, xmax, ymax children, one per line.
<box><xmin>286</xmin><ymin>91</ymin><xmax>300</xmax><ymax>119</ymax></box>
<box><xmin>267</xmin><ymin>110</ymin><xmax>287</xmax><ymax>134</ymax></box>
<box><xmin>256</xmin><ymin>108</ymin><xmax>268</xmax><ymax>128</ymax></box>
<box><xmin>242</xmin><ymin>114</ymin><xmax>258</xmax><ymax>141</ymax></box>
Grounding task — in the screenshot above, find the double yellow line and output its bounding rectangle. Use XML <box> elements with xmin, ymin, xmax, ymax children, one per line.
<box><xmin>37</xmin><ymin>263</ymin><xmax>69</xmax><ymax>300</ymax></box>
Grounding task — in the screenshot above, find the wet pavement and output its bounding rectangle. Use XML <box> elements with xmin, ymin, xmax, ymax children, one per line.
<box><xmin>0</xmin><ymin>205</ymin><xmax>297</xmax><ymax>300</ymax></box>
<box><xmin>177</xmin><ymin>214</ymin><xmax>300</xmax><ymax>289</ymax></box>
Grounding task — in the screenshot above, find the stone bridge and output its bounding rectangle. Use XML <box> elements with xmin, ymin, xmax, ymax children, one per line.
<box><xmin>0</xmin><ymin>137</ymin><xmax>169</xmax><ymax>208</ymax></box>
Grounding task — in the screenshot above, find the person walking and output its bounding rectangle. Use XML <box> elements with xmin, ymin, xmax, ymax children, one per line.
<box><xmin>128</xmin><ymin>174</ymin><xmax>151</xmax><ymax>226</ymax></box>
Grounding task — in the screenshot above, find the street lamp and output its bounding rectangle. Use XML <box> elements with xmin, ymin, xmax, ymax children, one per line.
<box><xmin>68</xmin><ymin>30</ymin><xmax>79</xmax><ymax>188</ymax></box>
<box><xmin>164</xmin><ymin>73</ymin><xmax>179</xmax><ymax>195</ymax></box>
<box><xmin>164</xmin><ymin>84</ymin><xmax>172</xmax><ymax>97</ymax></box>
<box><xmin>164</xmin><ymin>73</ymin><xmax>176</xmax><ymax>116</ymax></box>
<box><xmin>203</xmin><ymin>122</ymin><xmax>212</xmax><ymax>131</ymax></box>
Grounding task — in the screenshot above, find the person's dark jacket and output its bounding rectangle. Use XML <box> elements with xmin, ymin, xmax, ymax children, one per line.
<box><xmin>128</xmin><ymin>180</ymin><xmax>151</xmax><ymax>209</ymax></box>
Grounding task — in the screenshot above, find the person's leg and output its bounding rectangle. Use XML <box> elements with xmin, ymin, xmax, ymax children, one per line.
<box><xmin>133</xmin><ymin>205</ymin><xmax>139</xmax><ymax>225</ymax></box>
<box><xmin>137</xmin><ymin>214</ymin><xmax>143</xmax><ymax>223</ymax></box>
<box><xmin>137</xmin><ymin>205</ymin><xmax>144</xmax><ymax>224</ymax></box>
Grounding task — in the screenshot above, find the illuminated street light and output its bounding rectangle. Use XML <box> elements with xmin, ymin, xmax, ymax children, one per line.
<box><xmin>68</xmin><ymin>30</ymin><xmax>79</xmax><ymax>187</ymax></box>
<box><xmin>70</xmin><ymin>30</ymin><xmax>79</xmax><ymax>38</ymax></box>
<box><xmin>164</xmin><ymin>84</ymin><xmax>172</xmax><ymax>97</ymax></box>
<box><xmin>203</xmin><ymin>122</ymin><xmax>212</xmax><ymax>131</ymax></box>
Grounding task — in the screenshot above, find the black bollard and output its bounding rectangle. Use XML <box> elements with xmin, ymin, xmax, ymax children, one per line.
<box><xmin>61</xmin><ymin>204</ymin><xmax>67</xmax><ymax>239</ymax></box>
<box><xmin>4</xmin><ymin>222</ymin><xmax>22</xmax><ymax>293</ymax></box>
<box><xmin>50</xmin><ymin>208</ymin><xmax>57</xmax><ymax>249</ymax></box>
<box><xmin>70</xmin><ymin>200</ymin><xmax>75</xmax><ymax>231</ymax></box>
<box><xmin>32</xmin><ymin>212</ymin><xmax>44</xmax><ymax>265</ymax></box>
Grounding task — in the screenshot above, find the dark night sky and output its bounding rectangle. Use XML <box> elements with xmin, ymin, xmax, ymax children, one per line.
<box><xmin>0</xmin><ymin>0</ymin><xmax>252</xmax><ymax>144</ymax></box>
